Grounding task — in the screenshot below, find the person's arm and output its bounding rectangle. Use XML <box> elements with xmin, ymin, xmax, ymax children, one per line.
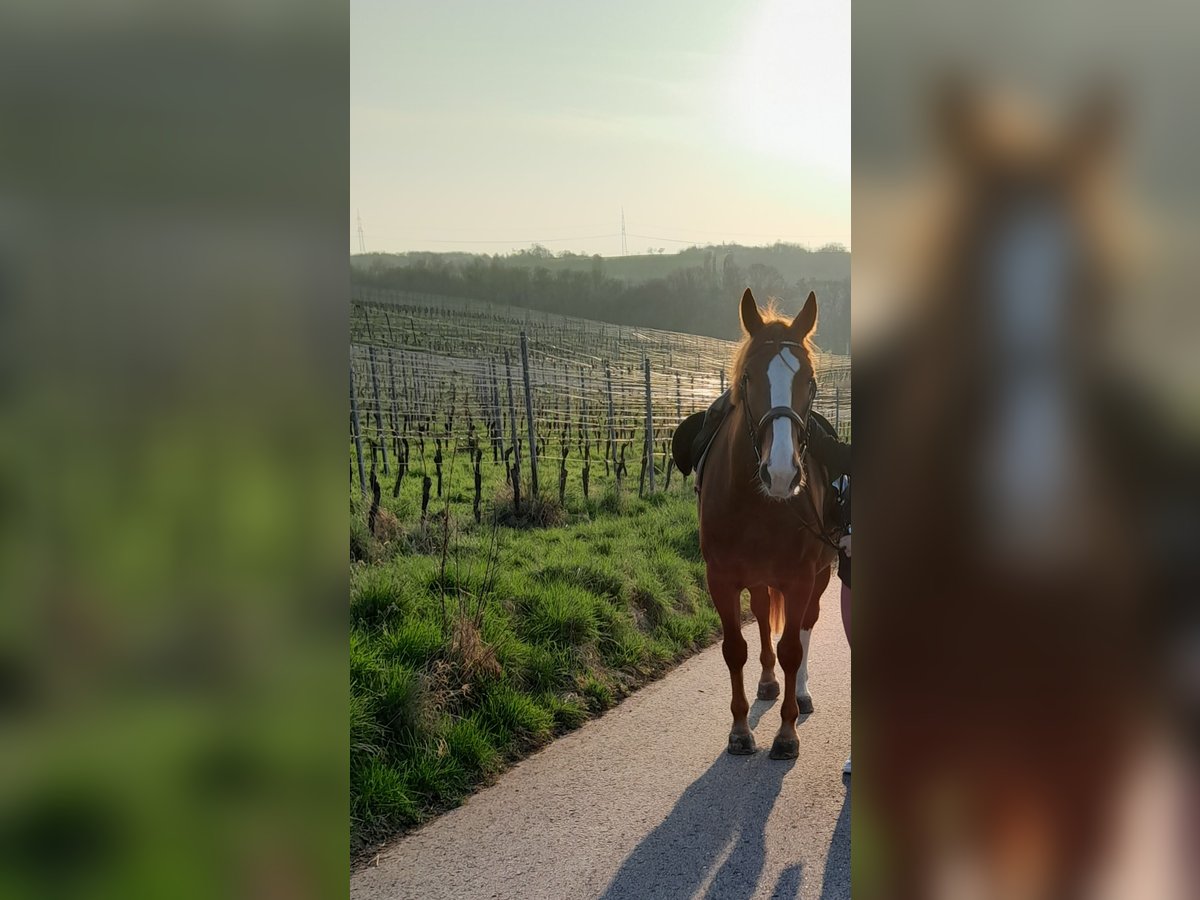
<box><xmin>807</xmin><ymin>419</ymin><xmax>851</xmax><ymax>480</ymax></box>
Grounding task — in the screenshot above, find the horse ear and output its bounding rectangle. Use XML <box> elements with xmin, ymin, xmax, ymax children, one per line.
<box><xmin>790</xmin><ymin>291</ymin><xmax>818</xmax><ymax>339</ymax></box>
<box><xmin>740</xmin><ymin>288</ymin><xmax>764</xmax><ymax>335</ymax></box>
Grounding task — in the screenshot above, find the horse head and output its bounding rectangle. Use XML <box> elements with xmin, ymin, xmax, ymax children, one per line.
<box><xmin>929</xmin><ymin>77</ymin><xmax>1123</xmax><ymax>351</ymax></box>
<box><xmin>919</xmin><ymin>80</ymin><xmax>1129</xmax><ymax>569</ymax></box>
<box><xmin>734</xmin><ymin>288</ymin><xmax>819</xmax><ymax>500</ymax></box>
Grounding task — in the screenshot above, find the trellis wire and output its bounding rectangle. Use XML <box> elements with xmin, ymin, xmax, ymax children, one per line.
<box><xmin>350</xmin><ymin>290</ymin><xmax>851</xmax><ymax>504</ymax></box>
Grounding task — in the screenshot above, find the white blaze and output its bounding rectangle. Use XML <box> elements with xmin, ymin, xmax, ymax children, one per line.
<box><xmin>983</xmin><ymin>205</ymin><xmax>1081</xmax><ymax>564</ymax></box>
<box><xmin>765</xmin><ymin>348</ymin><xmax>802</xmax><ymax>497</ymax></box>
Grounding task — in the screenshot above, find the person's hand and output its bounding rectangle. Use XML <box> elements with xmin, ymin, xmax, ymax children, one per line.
<box><xmin>838</xmin><ymin>534</ymin><xmax>851</xmax><ymax>558</ymax></box>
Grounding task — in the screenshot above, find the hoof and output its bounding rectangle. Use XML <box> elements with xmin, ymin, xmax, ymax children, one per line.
<box><xmin>727</xmin><ymin>732</ymin><xmax>756</xmax><ymax>755</ymax></box>
<box><xmin>798</xmin><ymin>695</ymin><xmax>814</xmax><ymax>715</ymax></box>
<box><xmin>769</xmin><ymin>735</ymin><xmax>799</xmax><ymax>760</ymax></box>
<box><xmin>757</xmin><ymin>681</ymin><xmax>780</xmax><ymax>701</ymax></box>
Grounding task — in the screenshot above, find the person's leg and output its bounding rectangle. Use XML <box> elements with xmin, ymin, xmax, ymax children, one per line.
<box><xmin>842</xmin><ymin>584</ymin><xmax>852</xmax><ymax>775</ymax></box>
<box><xmin>841</xmin><ymin>583</ymin><xmax>851</xmax><ymax>647</ymax></box>
<box><xmin>837</xmin><ymin>545</ymin><xmax>851</xmax><ymax>648</ymax></box>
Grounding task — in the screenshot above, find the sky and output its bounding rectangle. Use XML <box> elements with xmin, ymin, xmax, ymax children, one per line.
<box><xmin>351</xmin><ymin>0</ymin><xmax>850</xmax><ymax>257</ymax></box>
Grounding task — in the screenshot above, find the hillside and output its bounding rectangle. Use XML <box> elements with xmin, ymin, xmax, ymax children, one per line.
<box><xmin>351</xmin><ymin>243</ymin><xmax>850</xmax><ymax>352</ymax></box>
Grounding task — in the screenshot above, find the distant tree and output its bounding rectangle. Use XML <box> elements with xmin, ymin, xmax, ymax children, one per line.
<box><xmin>721</xmin><ymin>253</ymin><xmax>742</xmax><ymax>295</ymax></box>
<box><xmin>746</xmin><ymin>263</ymin><xmax>787</xmax><ymax>301</ymax></box>
<box><xmin>818</xmin><ymin>242</ymin><xmax>847</xmax><ymax>253</ymax></box>
<box><xmin>515</xmin><ymin>243</ymin><xmax>554</xmax><ymax>259</ymax></box>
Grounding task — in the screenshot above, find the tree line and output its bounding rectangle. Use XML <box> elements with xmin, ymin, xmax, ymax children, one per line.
<box><xmin>353</xmin><ymin>248</ymin><xmax>850</xmax><ymax>353</ymax></box>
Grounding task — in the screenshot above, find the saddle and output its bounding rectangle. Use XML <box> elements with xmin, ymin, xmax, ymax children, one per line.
<box><xmin>671</xmin><ymin>391</ymin><xmax>731</xmax><ymax>480</ymax></box>
<box><xmin>671</xmin><ymin>391</ymin><xmax>841</xmax><ymax>487</ymax></box>
<box><xmin>672</xmin><ymin>396</ymin><xmax>847</xmax><ymax>548</ymax></box>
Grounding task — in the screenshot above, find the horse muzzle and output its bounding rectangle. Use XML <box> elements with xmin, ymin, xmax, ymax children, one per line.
<box><xmin>749</xmin><ymin>397</ymin><xmax>813</xmax><ymax>500</ymax></box>
<box><xmin>758</xmin><ymin>455</ymin><xmax>804</xmax><ymax>499</ymax></box>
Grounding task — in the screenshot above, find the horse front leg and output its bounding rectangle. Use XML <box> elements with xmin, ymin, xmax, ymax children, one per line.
<box><xmin>749</xmin><ymin>585</ymin><xmax>779</xmax><ymax>700</ymax></box>
<box><xmin>708</xmin><ymin>572</ymin><xmax>753</xmax><ymax>754</ymax></box>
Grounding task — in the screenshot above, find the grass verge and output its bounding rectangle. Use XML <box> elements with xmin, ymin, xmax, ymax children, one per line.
<box><xmin>350</xmin><ymin>483</ymin><xmax>726</xmax><ymax>859</ymax></box>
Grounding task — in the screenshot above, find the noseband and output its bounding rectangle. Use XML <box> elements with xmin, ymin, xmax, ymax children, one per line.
<box><xmin>739</xmin><ymin>343</ymin><xmax>817</xmax><ymax>464</ymax></box>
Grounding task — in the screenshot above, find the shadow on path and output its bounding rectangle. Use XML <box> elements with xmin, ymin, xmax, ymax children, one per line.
<box><xmin>600</xmin><ymin>699</ymin><xmax>807</xmax><ymax>900</ymax></box>
<box><xmin>817</xmin><ymin>780</ymin><xmax>850</xmax><ymax>900</ymax></box>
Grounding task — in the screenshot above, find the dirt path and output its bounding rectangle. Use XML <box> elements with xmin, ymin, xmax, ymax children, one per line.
<box><xmin>352</xmin><ymin>577</ymin><xmax>851</xmax><ymax>900</ymax></box>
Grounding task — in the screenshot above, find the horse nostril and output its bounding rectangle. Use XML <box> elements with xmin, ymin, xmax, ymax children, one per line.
<box><xmin>758</xmin><ymin>463</ymin><xmax>770</xmax><ymax>485</ymax></box>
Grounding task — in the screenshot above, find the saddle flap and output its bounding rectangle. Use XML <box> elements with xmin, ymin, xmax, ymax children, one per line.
<box><xmin>670</xmin><ymin>412</ymin><xmax>705</xmax><ymax>476</ymax></box>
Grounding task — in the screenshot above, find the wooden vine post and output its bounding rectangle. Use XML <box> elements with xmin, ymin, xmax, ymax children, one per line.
<box><xmin>519</xmin><ymin>331</ymin><xmax>540</xmax><ymax>496</ymax></box>
<box><xmin>643</xmin><ymin>356</ymin><xmax>655</xmax><ymax>494</ymax></box>
<box><xmin>350</xmin><ymin>361</ymin><xmax>367</xmax><ymax>498</ymax></box>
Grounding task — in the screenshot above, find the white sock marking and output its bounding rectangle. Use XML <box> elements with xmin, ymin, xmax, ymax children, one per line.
<box><xmin>797</xmin><ymin>627</ymin><xmax>812</xmax><ymax>697</ymax></box>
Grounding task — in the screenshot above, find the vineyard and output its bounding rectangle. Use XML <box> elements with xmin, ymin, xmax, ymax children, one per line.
<box><xmin>349</xmin><ymin>286</ymin><xmax>851</xmax><ymax>518</ymax></box>
<box><xmin>348</xmin><ymin>287</ymin><xmax>851</xmax><ymax>852</ymax></box>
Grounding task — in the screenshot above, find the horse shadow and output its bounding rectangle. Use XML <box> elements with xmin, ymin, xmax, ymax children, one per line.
<box><xmin>816</xmin><ymin>781</ymin><xmax>851</xmax><ymax>900</ymax></box>
<box><xmin>599</xmin><ymin>699</ymin><xmax>844</xmax><ymax>900</ymax></box>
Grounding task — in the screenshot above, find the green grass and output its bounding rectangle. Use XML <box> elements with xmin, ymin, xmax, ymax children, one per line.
<box><xmin>350</xmin><ymin>474</ymin><xmax>726</xmax><ymax>854</ymax></box>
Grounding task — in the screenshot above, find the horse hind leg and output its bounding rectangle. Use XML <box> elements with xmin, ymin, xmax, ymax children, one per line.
<box><xmin>794</xmin><ymin>569</ymin><xmax>829</xmax><ymax>715</ymax></box>
<box><xmin>749</xmin><ymin>586</ymin><xmax>780</xmax><ymax>701</ymax></box>
<box><xmin>795</xmin><ymin>627</ymin><xmax>813</xmax><ymax>715</ymax></box>
<box><xmin>759</xmin><ymin>586</ymin><xmax>815</xmax><ymax>718</ymax></box>
<box><xmin>709</xmin><ymin>573</ymin><xmax>754</xmax><ymax>754</ymax></box>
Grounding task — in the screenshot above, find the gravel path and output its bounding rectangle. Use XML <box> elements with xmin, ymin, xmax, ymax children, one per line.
<box><xmin>353</xmin><ymin>577</ymin><xmax>851</xmax><ymax>900</ymax></box>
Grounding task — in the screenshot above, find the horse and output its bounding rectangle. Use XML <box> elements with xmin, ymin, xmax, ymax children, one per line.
<box><xmin>698</xmin><ymin>288</ymin><xmax>838</xmax><ymax>760</ymax></box>
<box><xmin>857</xmin><ymin>80</ymin><xmax>1153</xmax><ymax>898</ymax></box>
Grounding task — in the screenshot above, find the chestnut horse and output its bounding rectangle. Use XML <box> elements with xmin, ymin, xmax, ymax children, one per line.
<box><xmin>699</xmin><ymin>288</ymin><xmax>837</xmax><ymax>759</ymax></box>
<box><xmin>859</xmin><ymin>83</ymin><xmax>1150</xmax><ymax>898</ymax></box>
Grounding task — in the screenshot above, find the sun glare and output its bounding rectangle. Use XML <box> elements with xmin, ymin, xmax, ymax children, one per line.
<box><xmin>723</xmin><ymin>0</ymin><xmax>850</xmax><ymax>179</ymax></box>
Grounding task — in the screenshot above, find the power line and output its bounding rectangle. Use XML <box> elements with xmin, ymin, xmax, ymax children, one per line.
<box><xmin>348</xmin><ymin>227</ymin><xmax>847</xmax><ymax>252</ymax></box>
<box><xmin>364</xmin><ymin>234</ymin><xmax>619</xmax><ymax>246</ymax></box>
<box><xmin>625</xmin><ymin>233</ymin><xmax>703</xmax><ymax>244</ymax></box>
<box><xmin>632</xmin><ymin>224</ymin><xmax>841</xmax><ymax>240</ymax></box>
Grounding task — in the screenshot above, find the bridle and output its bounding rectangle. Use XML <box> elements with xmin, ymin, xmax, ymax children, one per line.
<box><xmin>738</xmin><ymin>340</ymin><xmax>840</xmax><ymax>550</ymax></box>
<box><xmin>739</xmin><ymin>341</ymin><xmax>817</xmax><ymax>464</ymax></box>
